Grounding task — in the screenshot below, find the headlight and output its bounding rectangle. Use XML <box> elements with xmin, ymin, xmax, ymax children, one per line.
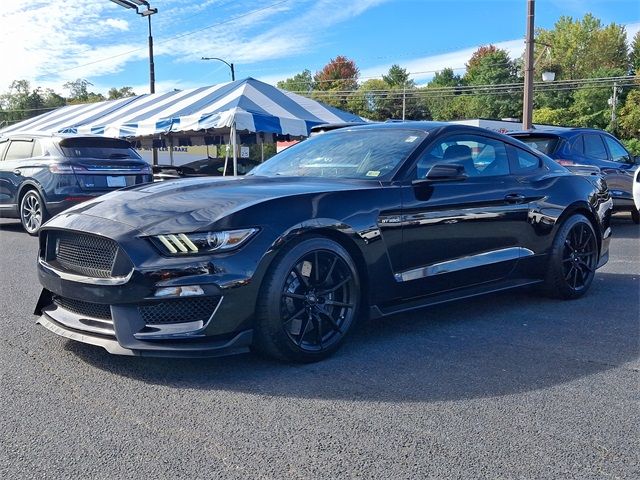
<box><xmin>151</xmin><ymin>228</ymin><xmax>258</xmax><ymax>255</ymax></box>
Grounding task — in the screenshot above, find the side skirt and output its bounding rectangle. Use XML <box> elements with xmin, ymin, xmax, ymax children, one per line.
<box><xmin>369</xmin><ymin>278</ymin><xmax>543</xmax><ymax>319</ymax></box>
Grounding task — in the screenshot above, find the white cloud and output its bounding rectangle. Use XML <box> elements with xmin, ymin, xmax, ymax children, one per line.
<box><xmin>104</xmin><ymin>19</ymin><xmax>130</xmax><ymax>32</ymax></box>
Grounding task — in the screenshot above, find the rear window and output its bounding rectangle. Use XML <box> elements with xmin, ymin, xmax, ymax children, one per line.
<box><xmin>59</xmin><ymin>137</ymin><xmax>141</xmax><ymax>160</ymax></box>
<box><xmin>513</xmin><ymin>136</ymin><xmax>559</xmax><ymax>155</ymax></box>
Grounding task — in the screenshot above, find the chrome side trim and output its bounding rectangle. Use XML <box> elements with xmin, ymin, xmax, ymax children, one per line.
<box><xmin>395</xmin><ymin>247</ymin><xmax>534</xmax><ymax>282</ymax></box>
<box><xmin>0</xmin><ymin>204</ymin><xmax>17</xmax><ymax>209</ymax></box>
<box><xmin>133</xmin><ymin>296</ymin><xmax>224</xmax><ymax>340</ymax></box>
<box><xmin>38</xmin><ymin>258</ymin><xmax>133</xmax><ymax>286</ymax></box>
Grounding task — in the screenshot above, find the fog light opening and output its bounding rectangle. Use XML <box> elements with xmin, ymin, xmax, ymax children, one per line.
<box><xmin>154</xmin><ymin>286</ymin><xmax>205</xmax><ymax>298</ymax></box>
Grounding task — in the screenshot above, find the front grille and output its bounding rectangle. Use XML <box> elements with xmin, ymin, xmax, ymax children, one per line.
<box><xmin>53</xmin><ymin>296</ymin><xmax>112</xmax><ymax>320</ymax></box>
<box><xmin>52</xmin><ymin>232</ymin><xmax>118</xmax><ymax>278</ymax></box>
<box><xmin>139</xmin><ymin>297</ymin><xmax>220</xmax><ymax>325</ymax></box>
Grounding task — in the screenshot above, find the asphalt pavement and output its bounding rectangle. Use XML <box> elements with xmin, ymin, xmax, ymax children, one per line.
<box><xmin>0</xmin><ymin>215</ymin><xmax>638</xmax><ymax>479</ymax></box>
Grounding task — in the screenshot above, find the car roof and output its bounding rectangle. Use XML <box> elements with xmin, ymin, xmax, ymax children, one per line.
<box><xmin>508</xmin><ymin>126</ymin><xmax>608</xmax><ymax>138</ymax></box>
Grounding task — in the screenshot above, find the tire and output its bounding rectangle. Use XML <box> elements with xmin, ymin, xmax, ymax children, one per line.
<box><xmin>631</xmin><ymin>209</ymin><xmax>639</xmax><ymax>224</ymax></box>
<box><xmin>20</xmin><ymin>189</ymin><xmax>48</xmax><ymax>236</ymax></box>
<box><xmin>254</xmin><ymin>236</ymin><xmax>361</xmax><ymax>363</ymax></box>
<box><xmin>542</xmin><ymin>214</ymin><xmax>598</xmax><ymax>299</ymax></box>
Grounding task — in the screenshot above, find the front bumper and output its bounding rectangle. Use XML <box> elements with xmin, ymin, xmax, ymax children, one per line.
<box><xmin>34</xmin><ymin>214</ymin><xmax>269</xmax><ymax>357</ymax></box>
<box><xmin>37</xmin><ymin>310</ymin><xmax>253</xmax><ymax>358</ymax></box>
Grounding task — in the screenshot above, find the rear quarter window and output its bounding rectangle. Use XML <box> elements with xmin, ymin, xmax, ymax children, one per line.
<box><xmin>509</xmin><ymin>146</ymin><xmax>541</xmax><ymax>173</ymax></box>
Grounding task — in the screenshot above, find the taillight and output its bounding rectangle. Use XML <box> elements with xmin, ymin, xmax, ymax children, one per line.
<box><xmin>48</xmin><ymin>164</ymin><xmax>74</xmax><ymax>174</ymax></box>
<box><xmin>556</xmin><ymin>159</ymin><xmax>574</xmax><ymax>166</ymax></box>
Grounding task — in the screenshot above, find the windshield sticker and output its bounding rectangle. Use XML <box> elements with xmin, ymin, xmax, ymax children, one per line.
<box><xmin>366</xmin><ymin>170</ymin><xmax>381</xmax><ymax>177</ymax></box>
<box><xmin>405</xmin><ymin>136</ymin><xmax>419</xmax><ymax>143</ymax></box>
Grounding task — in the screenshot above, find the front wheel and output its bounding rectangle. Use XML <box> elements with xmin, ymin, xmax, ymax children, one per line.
<box><xmin>254</xmin><ymin>237</ymin><xmax>360</xmax><ymax>362</ymax></box>
<box><xmin>20</xmin><ymin>190</ymin><xmax>48</xmax><ymax>235</ymax></box>
<box><xmin>542</xmin><ymin>214</ymin><xmax>598</xmax><ymax>299</ymax></box>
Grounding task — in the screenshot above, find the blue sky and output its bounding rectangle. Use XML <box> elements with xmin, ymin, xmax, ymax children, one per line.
<box><xmin>1</xmin><ymin>0</ymin><xmax>638</xmax><ymax>96</ymax></box>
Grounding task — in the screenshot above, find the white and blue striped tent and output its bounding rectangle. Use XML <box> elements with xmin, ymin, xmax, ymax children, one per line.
<box><xmin>0</xmin><ymin>77</ymin><xmax>363</xmax><ymax>139</ymax></box>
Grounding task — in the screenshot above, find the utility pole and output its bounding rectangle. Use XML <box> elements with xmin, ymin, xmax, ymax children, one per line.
<box><xmin>522</xmin><ymin>0</ymin><xmax>535</xmax><ymax>130</ymax></box>
<box><xmin>402</xmin><ymin>84</ymin><xmax>406</xmax><ymax>121</ymax></box>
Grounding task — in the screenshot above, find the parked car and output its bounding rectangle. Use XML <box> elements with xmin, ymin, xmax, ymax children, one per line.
<box><xmin>0</xmin><ymin>133</ymin><xmax>152</xmax><ymax>234</ymax></box>
<box><xmin>152</xmin><ymin>157</ymin><xmax>259</xmax><ymax>181</ymax></box>
<box><xmin>508</xmin><ymin>127</ymin><xmax>639</xmax><ymax>223</ymax></box>
<box><xmin>34</xmin><ymin>122</ymin><xmax>612</xmax><ymax>362</ymax></box>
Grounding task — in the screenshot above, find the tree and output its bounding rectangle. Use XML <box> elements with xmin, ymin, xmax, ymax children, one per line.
<box><xmin>0</xmin><ymin>80</ymin><xmax>47</xmax><ymax>124</ymax></box>
<box><xmin>277</xmin><ymin>69</ymin><xmax>314</xmax><ymax>93</ymax></box>
<box><xmin>535</xmin><ymin>14</ymin><xmax>629</xmax><ymax>80</ymax></box>
<box><xmin>617</xmin><ymin>87</ymin><xmax>640</xmax><ymax>141</ymax></box>
<box><xmin>383</xmin><ymin>64</ymin><xmax>414</xmax><ymax>89</ymax></box>
<box><xmin>462</xmin><ymin>45</ymin><xmax>520</xmax><ymax>119</ymax></box>
<box><xmin>423</xmin><ymin>68</ymin><xmax>466</xmax><ymax>121</ymax></box>
<box><xmin>107</xmin><ymin>86</ymin><xmax>136</xmax><ymax>100</ymax></box>
<box><xmin>631</xmin><ymin>31</ymin><xmax>640</xmax><ymax>74</ymax></box>
<box><xmin>313</xmin><ymin>56</ymin><xmax>359</xmax><ymax>108</ymax></box>
<box><xmin>64</xmin><ymin>79</ymin><xmax>105</xmax><ymax>104</ymax></box>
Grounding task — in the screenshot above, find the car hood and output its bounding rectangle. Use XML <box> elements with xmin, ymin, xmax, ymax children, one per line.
<box><xmin>63</xmin><ymin>175</ymin><xmax>377</xmax><ymax>235</ymax></box>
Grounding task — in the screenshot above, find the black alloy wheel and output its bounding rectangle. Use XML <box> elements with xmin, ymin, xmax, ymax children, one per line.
<box><xmin>255</xmin><ymin>237</ymin><xmax>360</xmax><ymax>362</ymax></box>
<box><xmin>543</xmin><ymin>214</ymin><xmax>598</xmax><ymax>299</ymax></box>
<box><xmin>20</xmin><ymin>190</ymin><xmax>47</xmax><ymax>236</ymax></box>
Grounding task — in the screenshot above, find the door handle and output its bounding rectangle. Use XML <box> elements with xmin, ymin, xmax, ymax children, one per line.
<box><xmin>13</xmin><ymin>169</ymin><xmax>21</xmax><ymax>176</ymax></box>
<box><xmin>505</xmin><ymin>193</ymin><xmax>525</xmax><ymax>203</ymax></box>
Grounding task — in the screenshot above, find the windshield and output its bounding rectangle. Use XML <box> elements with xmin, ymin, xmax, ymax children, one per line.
<box><xmin>249</xmin><ymin>128</ymin><xmax>428</xmax><ymax>179</ymax></box>
<box><xmin>513</xmin><ymin>135</ymin><xmax>559</xmax><ymax>155</ymax></box>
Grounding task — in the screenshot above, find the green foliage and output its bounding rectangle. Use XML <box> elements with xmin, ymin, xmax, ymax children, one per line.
<box><xmin>535</xmin><ymin>14</ymin><xmax>629</xmax><ymax>80</ymax></box>
<box><xmin>532</xmin><ymin>107</ymin><xmax>573</xmax><ymax>126</ymax></box>
<box><xmin>422</xmin><ymin>68</ymin><xmax>466</xmax><ymax>121</ymax></box>
<box><xmin>277</xmin><ymin>69</ymin><xmax>314</xmax><ymax>93</ymax></box>
<box><xmin>622</xmin><ymin>138</ymin><xmax>640</xmax><ymax>156</ymax></box>
<box><xmin>617</xmin><ymin>87</ymin><xmax>640</xmax><ymax>139</ymax></box>
<box><xmin>462</xmin><ymin>45</ymin><xmax>521</xmax><ymax>119</ymax></box>
<box><xmin>107</xmin><ymin>86</ymin><xmax>136</xmax><ymax>100</ymax></box>
<box><xmin>64</xmin><ymin>79</ymin><xmax>105</xmax><ymax>104</ymax></box>
<box><xmin>383</xmin><ymin>64</ymin><xmax>414</xmax><ymax>88</ymax></box>
<box><xmin>631</xmin><ymin>32</ymin><xmax>640</xmax><ymax>74</ymax></box>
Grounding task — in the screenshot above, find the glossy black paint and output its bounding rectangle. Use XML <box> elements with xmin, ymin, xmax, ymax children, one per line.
<box><xmin>34</xmin><ymin>122</ymin><xmax>614</xmax><ymax>357</ymax></box>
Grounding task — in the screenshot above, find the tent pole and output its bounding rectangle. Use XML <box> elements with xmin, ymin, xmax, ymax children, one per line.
<box><xmin>232</xmin><ymin>122</ymin><xmax>238</xmax><ymax>176</ymax></box>
<box><xmin>169</xmin><ymin>136</ymin><xmax>174</xmax><ymax>166</ymax></box>
<box><xmin>223</xmin><ymin>137</ymin><xmax>229</xmax><ymax>176</ymax></box>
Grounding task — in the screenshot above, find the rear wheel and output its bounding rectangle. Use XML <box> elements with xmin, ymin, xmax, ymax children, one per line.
<box><xmin>20</xmin><ymin>189</ymin><xmax>48</xmax><ymax>235</ymax></box>
<box><xmin>254</xmin><ymin>237</ymin><xmax>360</xmax><ymax>362</ymax></box>
<box><xmin>543</xmin><ymin>214</ymin><xmax>598</xmax><ymax>299</ymax></box>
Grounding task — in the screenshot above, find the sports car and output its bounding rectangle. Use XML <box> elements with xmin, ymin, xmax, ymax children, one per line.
<box><xmin>34</xmin><ymin>122</ymin><xmax>613</xmax><ymax>362</ymax></box>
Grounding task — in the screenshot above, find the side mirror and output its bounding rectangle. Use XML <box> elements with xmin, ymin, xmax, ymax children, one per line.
<box><xmin>634</xmin><ymin>155</ymin><xmax>640</xmax><ymax>165</ymax></box>
<box><xmin>413</xmin><ymin>164</ymin><xmax>467</xmax><ymax>185</ymax></box>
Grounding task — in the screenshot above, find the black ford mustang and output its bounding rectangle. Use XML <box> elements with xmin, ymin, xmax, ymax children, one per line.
<box><xmin>34</xmin><ymin>122</ymin><xmax>613</xmax><ymax>362</ymax></box>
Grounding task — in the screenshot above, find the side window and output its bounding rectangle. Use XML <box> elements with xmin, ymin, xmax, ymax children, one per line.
<box><xmin>572</xmin><ymin>135</ymin><xmax>584</xmax><ymax>155</ymax></box>
<box><xmin>511</xmin><ymin>146</ymin><xmax>541</xmax><ymax>172</ymax></box>
<box><xmin>5</xmin><ymin>140</ymin><xmax>34</xmax><ymax>161</ymax></box>
<box><xmin>603</xmin><ymin>135</ymin><xmax>631</xmax><ymax>163</ymax></box>
<box><xmin>415</xmin><ymin>135</ymin><xmax>510</xmax><ymax>179</ymax></box>
<box><xmin>32</xmin><ymin>139</ymin><xmax>44</xmax><ymax>157</ymax></box>
<box><xmin>0</xmin><ymin>140</ymin><xmax>8</xmax><ymax>161</ymax></box>
<box><xmin>583</xmin><ymin>134</ymin><xmax>607</xmax><ymax>160</ymax></box>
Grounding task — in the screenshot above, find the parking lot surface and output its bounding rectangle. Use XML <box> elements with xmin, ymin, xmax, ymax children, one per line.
<box><xmin>0</xmin><ymin>216</ymin><xmax>638</xmax><ymax>479</ymax></box>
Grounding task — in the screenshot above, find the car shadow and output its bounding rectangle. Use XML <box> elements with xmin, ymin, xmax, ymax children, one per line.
<box><xmin>66</xmin><ymin>271</ymin><xmax>639</xmax><ymax>403</ymax></box>
<box><xmin>0</xmin><ymin>220</ymin><xmax>24</xmax><ymax>233</ymax></box>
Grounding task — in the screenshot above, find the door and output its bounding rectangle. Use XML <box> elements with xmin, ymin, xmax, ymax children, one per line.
<box><xmin>398</xmin><ymin>133</ymin><xmax>530</xmax><ymax>297</ymax></box>
<box><xmin>0</xmin><ymin>138</ymin><xmax>34</xmax><ymax>209</ymax></box>
<box><xmin>601</xmin><ymin>134</ymin><xmax>635</xmax><ymax>202</ymax></box>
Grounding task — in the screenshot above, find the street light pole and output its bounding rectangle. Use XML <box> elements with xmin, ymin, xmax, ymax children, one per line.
<box><xmin>201</xmin><ymin>57</ymin><xmax>235</xmax><ymax>81</ymax></box>
<box><xmin>522</xmin><ymin>0</ymin><xmax>535</xmax><ymax>130</ymax></box>
<box><xmin>146</xmin><ymin>13</ymin><xmax>155</xmax><ymax>93</ymax></box>
<box><xmin>110</xmin><ymin>0</ymin><xmax>158</xmax><ymax>163</ymax></box>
